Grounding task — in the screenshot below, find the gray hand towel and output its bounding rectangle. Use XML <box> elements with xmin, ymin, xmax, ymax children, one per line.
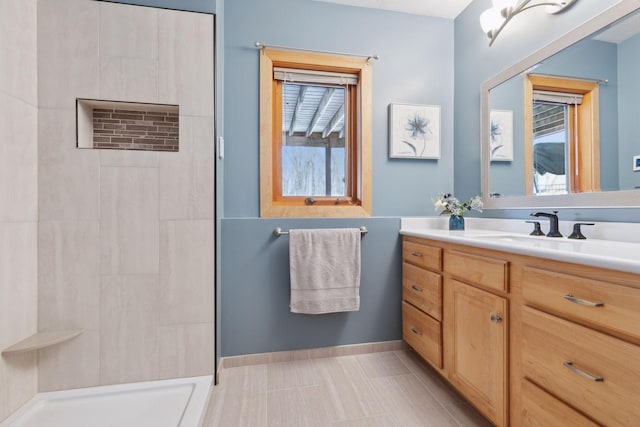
<box><xmin>289</xmin><ymin>228</ymin><xmax>361</xmax><ymax>314</ymax></box>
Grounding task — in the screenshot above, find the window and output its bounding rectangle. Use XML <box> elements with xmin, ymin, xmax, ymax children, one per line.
<box><xmin>260</xmin><ymin>49</ymin><xmax>372</xmax><ymax>217</ymax></box>
<box><xmin>524</xmin><ymin>75</ymin><xmax>600</xmax><ymax>196</ymax></box>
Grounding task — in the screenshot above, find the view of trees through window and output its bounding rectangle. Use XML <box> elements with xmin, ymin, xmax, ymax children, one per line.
<box><xmin>282</xmin><ymin>146</ymin><xmax>345</xmax><ymax>196</ymax></box>
<box><xmin>281</xmin><ymin>83</ymin><xmax>347</xmax><ymax>197</ymax></box>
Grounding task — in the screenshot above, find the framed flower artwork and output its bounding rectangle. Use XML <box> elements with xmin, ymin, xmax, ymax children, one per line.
<box><xmin>389</xmin><ymin>103</ymin><xmax>441</xmax><ymax>159</ymax></box>
<box><xmin>489</xmin><ymin>109</ymin><xmax>513</xmax><ymax>161</ymax></box>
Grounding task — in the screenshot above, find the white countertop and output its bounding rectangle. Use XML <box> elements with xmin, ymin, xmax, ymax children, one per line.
<box><xmin>400</xmin><ymin>217</ymin><xmax>640</xmax><ymax>275</ymax></box>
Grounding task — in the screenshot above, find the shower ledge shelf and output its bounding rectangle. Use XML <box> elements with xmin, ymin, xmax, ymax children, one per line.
<box><xmin>1</xmin><ymin>330</ymin><xmax>83</xmax><ymax>355</ymax></box>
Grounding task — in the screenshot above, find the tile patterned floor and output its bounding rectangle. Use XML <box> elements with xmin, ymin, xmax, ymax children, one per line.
<box><xmin>204</xmin><ymin>350</ymin><xmax>492</xmax><ymax>426</ymax></box>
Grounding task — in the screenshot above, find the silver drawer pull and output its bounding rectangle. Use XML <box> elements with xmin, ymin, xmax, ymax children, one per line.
<box><xmin>411</xmin><ymin>252</ymin><xmax>423</xmax><ymax>257</ymax></box>
<box><xmin>411</xmin><ymin>327</ymin><xmax>422</xmax><ymax>336</ymax></box>
<box><xmin>563</xmin><ymin>361</ymin><xmax>603</xmax><ymax>382</ymax></box>
<box><xmin>563</xmin><ymin>294</ymin><xmax>604</xmax><ymax>307</ymax></box>
<box><xmin>490</xmin><ymin>314</ymin><xmax>503</xmax><ymax>323</ymax></box>
<box><xmin>411</xmin><ymin>285</ymin><xmax>423</xmax><ymax>293</ymax></box>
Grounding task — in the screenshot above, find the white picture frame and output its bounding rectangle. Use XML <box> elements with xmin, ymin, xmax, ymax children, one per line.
<box><xmin>489</xmin><ymin>109</ymin><xmax>513</xmax><ymax>162</ymax></box>
<box><xmin>389</xmin><ymin>103</ymin><xmax>441</xmax><ymax>159</ymax></box>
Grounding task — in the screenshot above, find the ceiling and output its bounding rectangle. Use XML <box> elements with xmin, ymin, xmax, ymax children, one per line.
<box><xmin>313</xmin><ymin>0</ymin><xmax>473</xmax><ymax>19</ymax></box>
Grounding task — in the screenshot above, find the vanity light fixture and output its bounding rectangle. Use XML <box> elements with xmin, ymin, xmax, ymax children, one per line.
<box><xmin>480</xmin><ymin>0</ymin><xmax>578</xmax><ymax>46</ymax></box>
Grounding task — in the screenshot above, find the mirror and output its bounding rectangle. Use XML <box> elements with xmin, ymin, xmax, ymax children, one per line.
<box><xmin>481</xmin><ymin>1</ymin><xmax>640</xmax><ymax>209</ymax></box>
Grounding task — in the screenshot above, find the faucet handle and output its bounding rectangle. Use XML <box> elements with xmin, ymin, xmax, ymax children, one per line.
<box><xmin>568</xmin><ymin>223</ymin><xmax>595</xmax><ymax>240</ymax></box>
<box><xmin>525</xmin><ymin>220</ymin><xmax>544</xmax><ymax>236</ymax></box>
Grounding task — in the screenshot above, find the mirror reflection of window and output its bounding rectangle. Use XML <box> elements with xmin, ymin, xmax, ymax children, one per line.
<box><xmin>524</xmin><ymin>75</ymin><xmax>600</xmax><ymax>196</ymax></box>
<box><xmin>532</xmin><ymin>102</ymin><xmax>569</xmax><ymax>195</ymax></box>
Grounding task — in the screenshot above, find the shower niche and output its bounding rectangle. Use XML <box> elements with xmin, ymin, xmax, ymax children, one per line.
<box><xmin>76</xmin><ymin>99</ymin><xmax>179</xmax><ymax>152</ymax></box>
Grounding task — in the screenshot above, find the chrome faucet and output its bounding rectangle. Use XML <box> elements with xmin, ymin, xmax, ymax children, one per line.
<box><xmin>530</xmin><ymin>211</ymin><xmax>562</xmax><ymax>237</ymax></box>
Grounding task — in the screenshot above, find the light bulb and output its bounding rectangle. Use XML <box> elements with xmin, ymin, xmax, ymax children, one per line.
<box><xmin>480</xmin><ymin>8</ymin><xmax>505</xmax><ymax>36</ymax></box>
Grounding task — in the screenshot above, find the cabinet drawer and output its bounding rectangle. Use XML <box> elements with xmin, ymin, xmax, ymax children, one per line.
<box><xmin>444</xmin><ymin>250</ymin><xmax>508</xmax><ymax>292</ymax></box>
<box><xmin>402</xmin><ymin>262</ymin><xmax>442</xmax><ymax>321</ymax></box>
<box><xmin>521</xmin><ymin>379</ymin><xmax>598</xmax><ymax>427</ymax></box>
<box><xmin>522</xmin><ymin>266</ymin><xmax>640</xmax><ymax>341</ymax></box>
<box><xmin>522</xmin><ymin>307</ymin><xmax>640</xmax><ymax>426</ymax></box>
<box><xmin>402</xmin><ymin>239</ymin><xmax>442</xmax><ymax>271</ymax></box>
<box><xmin>402</xmin><ymin>301</ymin><xmax>442</xmax><ymax>369</ymax></box>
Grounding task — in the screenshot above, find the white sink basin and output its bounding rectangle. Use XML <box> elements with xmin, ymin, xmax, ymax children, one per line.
<box><xmin>469</xmin><ymin>234</ymin><xmax>580</xmax><ymax>244</ymax></box>
<box><xmin>470</xmin><ymin>234</ymin><xmax>540</xmax><ymax>243</ymax></box>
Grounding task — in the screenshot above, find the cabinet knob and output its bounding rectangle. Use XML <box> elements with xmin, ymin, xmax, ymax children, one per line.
<box><xmin>490</xmin><ymin>314</ymin><xmax>503</xmax><ymax>323</ymax></box>
<box><xmin>411</xmin><ymin>327</ymin><xmax>422</xmax><ymax>336</ymax></box>
<box><xmin>411</xmin><ymin>252</ymin><xmax>423</xmax><ymax>258</ymax></box>
<box><xmin>411</xmin><ymin>285</ymin><xmax>423</xmax><ymax>293</ymax></box>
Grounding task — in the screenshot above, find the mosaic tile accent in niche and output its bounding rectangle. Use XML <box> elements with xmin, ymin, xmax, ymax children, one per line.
<box><xmin>92</xmin><ymin>108</ymin><xmax>179</xmax><ymax>152</ymax></box>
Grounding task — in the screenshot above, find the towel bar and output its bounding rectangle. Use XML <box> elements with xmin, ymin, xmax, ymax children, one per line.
<box><xmin>273</xmin><ymin>226</ymin><xmax>368</xmax><ymax>237</ymax></box>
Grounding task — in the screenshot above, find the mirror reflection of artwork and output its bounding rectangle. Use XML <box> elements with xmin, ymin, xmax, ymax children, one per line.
<box><xmin>490</xmin><ymin>109</ymin><xmax>513</xmax><ymax>161</ymax></box>
<box><xmin>389</xmin><ymin>103</ymin><xmax>441</xmax><ymax>159</ymax></box>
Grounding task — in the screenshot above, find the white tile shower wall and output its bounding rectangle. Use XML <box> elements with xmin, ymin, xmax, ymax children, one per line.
<box><xmin>0</xmin><ymin>0</ymin><xmax>39</xmax><ymax>421</ymax></box>
<box><xmin>0</xmin><ymin>223</ymin><xmax>38</xmax><ymax>417</ymax></box>
<box><xmin>159</xmin><ymin>220</ymin><xmax>215</xmax><ymax>325</ymax></box>
<box><xmin>0</xmin><ymin>94</ymin><xmax>38</xmax><ymax>222</ymax></box>
<box><xmin>98</xmin><ymin>2</ymin><xmax>159</xmax><ymax>59</ymax></box>
<box><xmin>35</xmin><ymin>0</ymin><xmax>215</xmax><ymax>392</ymax></box>
<box><xmin>0</xmin><ymin>0</ymin><xmax>37</xmax><ymax>106</ymax></box>
<box><xmin>38</xmin><ymin>221</ymin><xmax>101</xmax><ymax>331</ymax></box>
<box><xmin>158</xmin><ymin>9</ymin><xmax>215</xmax><ymax>116</ymax></box>
<box><xmin>99</xmin><ymin>56</ymin><xmax>160</xmax><ymax>104</ymax></box>
<box><xmin>98</xmin><ymin>2</ymin><xmax>159</xmax><ymax>103</ymax></box>
<box><xmin>159</xmin><ymin>116</ymin><xmax>215</xmax><ymax>220</ymax></box>
<box><xmin>100</xmin><ymin>166</ymin><xmax>160</xmax><ymax>275</ymax></box>
<box><xmin>100</xmin><ymin>275</ymin><xmax>160</xmax><ymax>384</ymax></box>
<box><xmin>159</xmin><ymin>323</ymin><xmax>215</xmax><ymax>379</ymax></box>
<box><xmin>100</xmin><ymin>147</ymin><xmax>160</xmax><ymax>168</ymax></box>
<box><xmin>37</xmin><ymin>0</ymin><xmax>98</xmax><ymax>110</ymax></box>
<box><xmin>38</xmin><ymin>108</ymin><xmax>101</xmax><ymax>221</ymax></box>
<box><xmin>38</xmin><ymin>331</ymin><xmax>101</xmax><ymax>392</ymax></box>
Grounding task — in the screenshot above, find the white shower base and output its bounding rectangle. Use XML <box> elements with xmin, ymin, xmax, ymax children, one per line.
<box><xmin>0</xmin><ymin>375</ymin><xmax>212</xmax><ymax>427</ymax></box>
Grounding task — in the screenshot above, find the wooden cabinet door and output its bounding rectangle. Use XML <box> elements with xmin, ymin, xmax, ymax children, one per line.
<box><xmin>446</xmin><ymin>278</ymin><xmax>507</xmax><ymax>426</ymax></box>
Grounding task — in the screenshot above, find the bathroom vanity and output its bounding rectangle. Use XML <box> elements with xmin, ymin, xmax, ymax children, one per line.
<box><xmin>400</xmin><ymin>218</ymin><xmax>640</xmax><ymax>427</ymax></box>
<box><xmin>431</xmin><ymin>2</ymin><xmax>640</xmax><ymax>423</ymax></box>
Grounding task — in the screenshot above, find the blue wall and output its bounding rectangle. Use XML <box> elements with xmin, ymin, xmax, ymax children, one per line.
<box><xmin>453</xmin><ymin>0</ymin><xmax>640</xmax><ymax>221</ymax></box>
<box><xmin>489</xmin><ymin>75</ymin><xmax>525</xmax><ymax>197</ymax></box>
<box><xmin>618</xmin><ymin>33</ymin><xmax>640</xmax><ymax>191</ymax></box>
<box><xmin>224</xmin><ymin>0</ymin><xmax>454</xmax><ymax>218</ymax></box>
<box><xmin>222</xmin><ymin>218</ymin><xmax>402</xmax><ymax>356</ymax></box>
<box><xmin>222</xmin><ymin>0</ymin><xmax>455</xmax><ymax>356</ymax></box>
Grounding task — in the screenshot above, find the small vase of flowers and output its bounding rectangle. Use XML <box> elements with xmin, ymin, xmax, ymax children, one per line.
<box><xmin>433</xmin><ymin>193</ymin><xmax>483</xmax><ymax>231</ymax></box>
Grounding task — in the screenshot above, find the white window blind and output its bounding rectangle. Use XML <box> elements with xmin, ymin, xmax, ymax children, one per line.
<box><xmin>533</xmin><ymin>90</ymin><xmax>583</xmax><ymax>105</ymax></box>
<box><xmin>273</xmin><ymin>67</ymin><xmax>358</xmax><ymax>85</ymax></box>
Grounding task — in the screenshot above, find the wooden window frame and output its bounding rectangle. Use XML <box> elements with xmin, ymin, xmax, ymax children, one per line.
<box><xmin>524</xmin><ymin>75</ymin><xmax>600</xmax><ymax>196</ymax></box>
<box><xmin>259</xmin><ymin>48</ymin><xmax>372</xmax><ymax>218</ymax></box>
